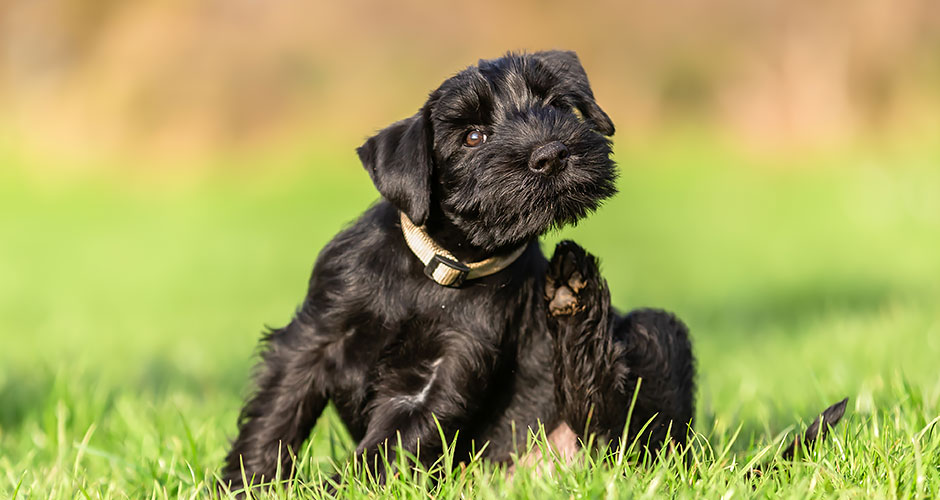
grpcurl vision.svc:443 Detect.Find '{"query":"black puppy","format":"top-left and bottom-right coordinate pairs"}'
top-left (221, 51), bottom-right (695, 490)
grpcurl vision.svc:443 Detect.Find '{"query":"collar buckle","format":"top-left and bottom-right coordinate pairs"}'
top-left (424, 254), bottom-right (471, 288)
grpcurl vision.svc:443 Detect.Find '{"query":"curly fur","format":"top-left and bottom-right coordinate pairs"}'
top-left (546, 241), bottom-right (695, 449)
top-left (220, 51), bottom-right (694, 491)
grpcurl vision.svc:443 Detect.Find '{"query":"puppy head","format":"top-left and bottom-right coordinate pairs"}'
top-left (358, 50), bottom-right (618, 252)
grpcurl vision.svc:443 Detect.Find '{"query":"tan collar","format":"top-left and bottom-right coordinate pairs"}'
top-left (400, 212), bottom-right (527, 287)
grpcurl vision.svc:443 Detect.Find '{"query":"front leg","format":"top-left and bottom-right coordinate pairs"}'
top-left (545, 241), bottom-right (695, 453)
top-left (221, 318), bottom-right (330, 491)
top-left (350, 331), bottom-right (492, 483)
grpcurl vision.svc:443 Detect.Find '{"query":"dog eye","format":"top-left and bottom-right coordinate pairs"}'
top-left (552, 99), bottom-right (586, 123)
top-left (464, 130), bottom-right (486, 148)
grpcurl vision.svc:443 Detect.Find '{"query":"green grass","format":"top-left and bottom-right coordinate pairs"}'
top-left (1, 143), bottom-right (939, 498)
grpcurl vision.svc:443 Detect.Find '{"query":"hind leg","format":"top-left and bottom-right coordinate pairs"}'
top-left (545, 241), bottom-right (695, 453)
top-left (613, 308), bottom-right (695, 450)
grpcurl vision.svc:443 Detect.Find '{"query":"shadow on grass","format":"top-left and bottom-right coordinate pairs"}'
top-left (0, 356), bottom-right (250, 432)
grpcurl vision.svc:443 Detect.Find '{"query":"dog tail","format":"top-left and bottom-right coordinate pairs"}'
top-left (748, 397), bottom-right (848, 477)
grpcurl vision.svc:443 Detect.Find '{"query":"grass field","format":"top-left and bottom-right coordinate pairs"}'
top-left (1, 143), bottom-right (939, 498)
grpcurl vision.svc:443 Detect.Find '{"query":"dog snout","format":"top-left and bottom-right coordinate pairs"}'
top-left (528, 141), bottom-right (570, 175)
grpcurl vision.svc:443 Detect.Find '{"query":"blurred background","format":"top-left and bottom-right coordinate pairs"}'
top-left (1, 1), bottom-right (939, 496)
top-left (2, 0), bottom-right (939, 166)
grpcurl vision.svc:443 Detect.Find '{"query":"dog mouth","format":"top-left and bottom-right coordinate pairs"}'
top-left (516, 127), bottom-right (618, 228)
top-left (442, 140), bottom-right (617, 252)
top-left (535, 151), bottom-right (618, 227)
top-left (516, 120), bottom-right (618, 231)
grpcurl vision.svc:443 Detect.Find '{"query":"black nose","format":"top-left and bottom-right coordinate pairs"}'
top-left (528, 141), bottom-right (569, 175)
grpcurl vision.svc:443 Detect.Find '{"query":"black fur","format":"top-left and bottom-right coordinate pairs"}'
top-left (545, 241), bottom-right (695, 449)
top-left (220, 51), bottom-right (695, 491)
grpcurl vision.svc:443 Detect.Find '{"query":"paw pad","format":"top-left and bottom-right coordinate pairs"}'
top-left (549, 283), bottom-right (581, 316)
top-left (546, 243), bottom-right (597, 317)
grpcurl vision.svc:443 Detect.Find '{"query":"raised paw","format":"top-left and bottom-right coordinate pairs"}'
top-left (545, 241), bottom-right (601, 317)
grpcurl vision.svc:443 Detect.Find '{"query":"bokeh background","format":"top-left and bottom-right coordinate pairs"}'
top-left (1, 1), bottom-right (939, 497)
top-left (3, 0), bottom-right (940, 163)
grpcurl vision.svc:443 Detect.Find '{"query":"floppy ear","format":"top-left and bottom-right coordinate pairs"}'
top-left (533, 50), bottom-right (615, 136)
top-left (357, 106), bottom-right (434, 225)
